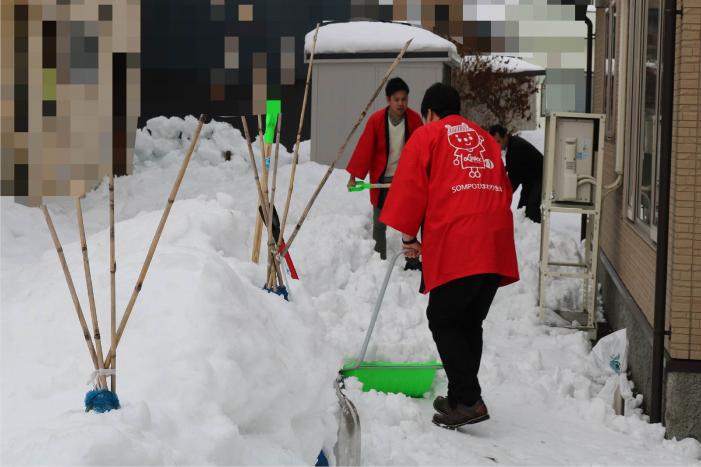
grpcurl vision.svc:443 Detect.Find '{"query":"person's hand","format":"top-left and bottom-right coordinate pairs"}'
top-left (347, 176), bottom-right (357, 189)
top-left (402, 236), bottom-right (422, 258)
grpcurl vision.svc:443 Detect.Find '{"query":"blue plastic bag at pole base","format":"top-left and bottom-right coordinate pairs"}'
top-left (315, 450), bottom-right (329, 466)
top-left (85, 389), bottom-right (121, 413)
top-left (263, 284), bottom-right (289, 301)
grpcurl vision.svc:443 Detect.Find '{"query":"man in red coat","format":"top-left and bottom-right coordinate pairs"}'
top-left (380, 83), bottom-right (519, 429)
top-left (346, 77), bottom-right (423, 270)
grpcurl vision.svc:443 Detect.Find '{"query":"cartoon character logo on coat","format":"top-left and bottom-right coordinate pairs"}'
top-left (445, 123), bottom-right (494, 178)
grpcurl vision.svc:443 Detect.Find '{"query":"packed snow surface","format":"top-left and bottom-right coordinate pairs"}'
top-left (2, 116), bottom-right (699, 465)
top-left (305, 21), bottom-right (458, 56)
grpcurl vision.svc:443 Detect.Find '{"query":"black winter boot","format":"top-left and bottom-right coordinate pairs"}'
top-left (433, 395), bottom-right (451, 415)
top-left (432, 399), bottom-right (490, 429)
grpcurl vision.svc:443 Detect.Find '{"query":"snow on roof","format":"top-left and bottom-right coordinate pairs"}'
top-left (462, 55), bottom-right (546, 75)
top-left (304, 21), bottom-right (458, 57)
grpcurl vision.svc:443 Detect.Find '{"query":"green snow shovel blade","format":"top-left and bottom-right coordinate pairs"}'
top-left (339, 251), bottom-right (443, 398)
top-left (340, 362), bottom-right (440, 398)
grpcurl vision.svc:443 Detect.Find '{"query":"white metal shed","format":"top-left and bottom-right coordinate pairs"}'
top-left (305, 21), bottom-right (460, 168)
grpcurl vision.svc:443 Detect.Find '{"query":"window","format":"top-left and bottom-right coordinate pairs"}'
top-left (622, 0), bottom-right (664, 242)
top-left (604, 3), bottom-right (617, 138)
top-left (637, 0), bottom-right (662, 239)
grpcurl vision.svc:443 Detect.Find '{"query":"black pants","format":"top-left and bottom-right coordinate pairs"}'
top-left (427, 274), bottom-right (501, 407)
top-left (518, 179), bottom-right (542, 223)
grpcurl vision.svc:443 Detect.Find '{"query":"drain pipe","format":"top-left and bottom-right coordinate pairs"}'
top-left (584, 15), bottom-right (594, 113)
top-left (603, 0), bottom-right (628, 197)
top-left (650, 0), bottom-right (677, 425)
top-left (580, 12), bottom-right (595, 240)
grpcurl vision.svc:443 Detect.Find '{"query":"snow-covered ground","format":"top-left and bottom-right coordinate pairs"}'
top-left (1, 117), bottom-right (699, 465)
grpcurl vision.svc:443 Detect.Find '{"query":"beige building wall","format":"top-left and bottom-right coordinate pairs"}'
top-left (594, 7), bottom-right (657, 326)
top-left (594, 1), bottom-right (701, 361)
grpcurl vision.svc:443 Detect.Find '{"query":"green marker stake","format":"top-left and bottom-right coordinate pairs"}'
top-left (264, 99), bottom-right (281, 145)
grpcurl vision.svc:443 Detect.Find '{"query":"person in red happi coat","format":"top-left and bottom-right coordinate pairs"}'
top-left (381, 83), bottom-right (519, 429)
top-left (346, 77), bottom-right (423, 270)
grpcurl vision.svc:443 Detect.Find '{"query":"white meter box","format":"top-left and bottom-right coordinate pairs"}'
top-left (544, 113), bottom-right (604, 205)
top-left (539, 112), bottom-right (605, 335)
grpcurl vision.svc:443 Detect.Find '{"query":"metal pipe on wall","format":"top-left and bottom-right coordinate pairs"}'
top-left (650, 0), bottom-right (678, 425)
top-left (603, 0), bottom-right (629, 196)
top-left (581, 14), bottom-right (595, 240)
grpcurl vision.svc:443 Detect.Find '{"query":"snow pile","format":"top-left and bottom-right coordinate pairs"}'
top-left (305, 21), bottom-right (458, 57)
top-left (1, 117), bottom-right (333, 465)
top-left (2, 118), bottom-right (699, 465)
top-left (135, 115), bottom-right (310, 169)
top-left (463, 55), bottom-right (546, 74)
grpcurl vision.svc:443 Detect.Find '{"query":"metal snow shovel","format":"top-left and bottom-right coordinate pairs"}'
top-left (340, 251), bottom-right (443, 398)
top-left (347, 181), bottom-right (391, 192)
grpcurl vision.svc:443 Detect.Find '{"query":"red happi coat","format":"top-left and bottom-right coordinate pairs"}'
top-left (346, 107), bottom-right (424, 207)
top-left (380, 115), bottom-right (520, 293)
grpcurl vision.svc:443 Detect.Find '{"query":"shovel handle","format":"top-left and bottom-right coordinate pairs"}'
top-left (347, 182), bottom-right (391, 192)
top-left (348, 250), bottom-right (404, 370)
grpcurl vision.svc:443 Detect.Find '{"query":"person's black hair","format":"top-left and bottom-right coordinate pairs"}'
top-left (489, 124), bottom-right (508, 138)
top-left (420, 83), bottom-right (461, 119)
top-left (385, 77), bottom-right (409, 97)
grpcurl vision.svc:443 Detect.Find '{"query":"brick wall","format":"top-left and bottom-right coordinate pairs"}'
top-left (671, 0), bottom-right (701, 360)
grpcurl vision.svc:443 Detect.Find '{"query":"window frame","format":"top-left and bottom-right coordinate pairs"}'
top-left (622, 0), bottom-right (665, 244)
top-left (623, 3), bottom-right (643, 223)
top-left (635, 0), bottom-right (663, 242)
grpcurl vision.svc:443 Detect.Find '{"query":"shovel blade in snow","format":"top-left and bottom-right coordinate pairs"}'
top-left (340, 362), bottom-right (441, 398)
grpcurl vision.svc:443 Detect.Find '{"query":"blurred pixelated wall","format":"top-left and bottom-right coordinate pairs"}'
top-left (2, 0), bottom-right (590, 203)
top-left (1, 1), bottom-right (140, 204)
top-left (141, 0), bottom-right (591, 147)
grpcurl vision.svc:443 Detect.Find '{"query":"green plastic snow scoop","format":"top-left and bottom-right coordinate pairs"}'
top-left (347, 181), bottom-right (391, 192)
top-left (340, 251), bottom-right (442, 398)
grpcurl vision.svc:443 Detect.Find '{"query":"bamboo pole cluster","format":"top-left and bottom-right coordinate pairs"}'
top-left (42, 114), bottom-right (206, 392)
top-left (280, 38), bottom-right (413, 258)
top-left (243, 30), bottom-right (411, 296)
top-left (242, 23), bottom-right (321, 295)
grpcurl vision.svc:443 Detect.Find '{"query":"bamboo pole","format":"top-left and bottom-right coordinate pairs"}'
top-left (240, 116), bottom-right (285, 288)
top-left (109, 174), bottom-right (117, 392)
top-left (280, 23), bottom-right (320, 243)
top-left (103, 114), bottom-right (205, 369)
top-left (250, 116), bottom-right (270, 264)
top-left (267, 113), bottom-right (282, 289)
top-left (75, 197), bottom-right (108, 388)
top-left (42, 205), bottom-right (103, 383)
top-left (280, 38), bottom-right (413, 258)
top-left (251, 210), bottom-right (263, 263)
top-left (259, 114), bottom-right (273, 284)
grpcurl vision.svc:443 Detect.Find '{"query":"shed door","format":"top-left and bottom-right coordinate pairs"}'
top-left (311, 61), bottom-right (445, 169)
